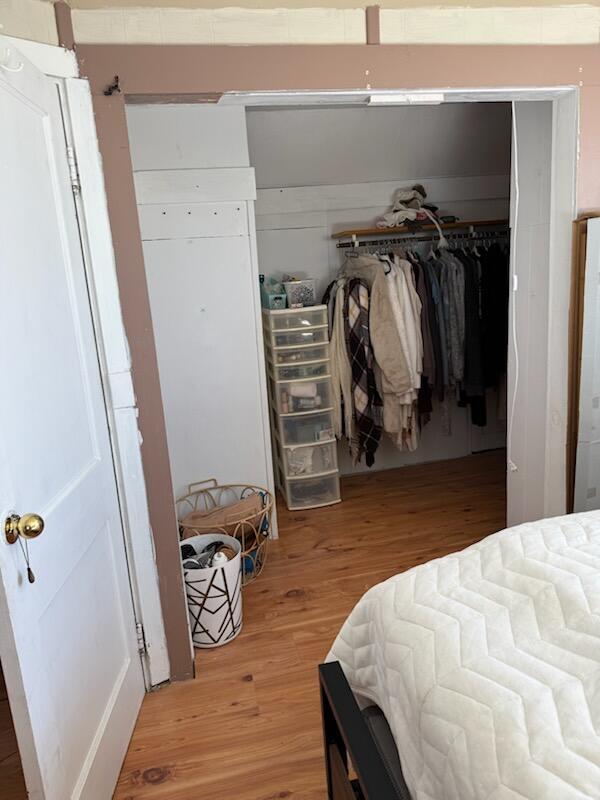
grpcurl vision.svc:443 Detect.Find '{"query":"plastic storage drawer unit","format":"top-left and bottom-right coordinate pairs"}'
top-left (262, 304), bottom-right (341, 510)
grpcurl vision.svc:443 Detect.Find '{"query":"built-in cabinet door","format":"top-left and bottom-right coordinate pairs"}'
top-left (574, 218), bottom-right (600, 511)
top-left (144, 232), bottom-right (274, 499)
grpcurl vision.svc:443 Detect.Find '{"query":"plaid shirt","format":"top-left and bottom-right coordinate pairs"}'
top-left (344, 278), bottom-right (383, 467)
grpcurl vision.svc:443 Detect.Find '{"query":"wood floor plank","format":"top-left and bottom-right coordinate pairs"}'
top-left (114, 451), bottom-right (506, 800)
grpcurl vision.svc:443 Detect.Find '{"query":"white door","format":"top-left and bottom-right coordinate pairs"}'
top-left (0, 43), bottom-right (145, 799)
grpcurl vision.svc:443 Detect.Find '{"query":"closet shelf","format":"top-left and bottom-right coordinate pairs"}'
top-left (331, 218), bottom-right (509, 240)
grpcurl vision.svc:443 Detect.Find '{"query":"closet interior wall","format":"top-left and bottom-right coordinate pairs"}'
top-left (249, 103), bottom-right (512, 475)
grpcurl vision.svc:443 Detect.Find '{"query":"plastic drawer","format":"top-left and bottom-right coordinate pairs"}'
top-left (284, 473), bottom-right (341, 510)
top-left (282, 440), bottom-right (337, 478)
top-left (273, 361), bottom-right (329, 381)
top-left (267, 307), bottom-right (327, 330)
top-left (270, 343), bottom-right (329, 365)
top-left (276, 378), bottom-right (332, 415)
top-left (280, 410), bottom-right (334, 446)
top-left (270, 326), bottom-right (328, 349)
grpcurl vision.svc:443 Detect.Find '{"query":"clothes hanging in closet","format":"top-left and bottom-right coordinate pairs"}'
top-left (344, 278), bottom-right (383, 467)
top-left (323, 239), bottom-right (509, 466)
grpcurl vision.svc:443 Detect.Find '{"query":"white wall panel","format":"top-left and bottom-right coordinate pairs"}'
top-left (126, 105), bottom-right (249, 171)
top-left (134, 167), bottom-right (256, 204)
top-left (255, 176), bottom-right (510, 300)
top-left (138, 201), bottom-right (248, 240)
top-left (255, 175), bottom-right (510, 216)
top-left (144, 235), bottom-right (270, 498)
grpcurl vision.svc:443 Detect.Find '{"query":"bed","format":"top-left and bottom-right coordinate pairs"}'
top-left (321, 511), bottom-right (600, 799)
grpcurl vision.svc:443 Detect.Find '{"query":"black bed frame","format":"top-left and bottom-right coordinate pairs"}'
top-left (319, 661), bottom-right (403, 800)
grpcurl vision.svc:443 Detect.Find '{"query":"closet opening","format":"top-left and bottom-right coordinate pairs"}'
top-left (250, 101), bottom-right (512, 519)
top-left (125, 84), bottom-right (576, 574)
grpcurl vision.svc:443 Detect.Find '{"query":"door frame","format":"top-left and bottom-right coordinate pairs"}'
top-left (2, 36), bottom-right (172, 688)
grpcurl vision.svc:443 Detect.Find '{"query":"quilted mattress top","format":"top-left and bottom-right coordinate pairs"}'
top-left (328, 512), bottom-right (600, 799)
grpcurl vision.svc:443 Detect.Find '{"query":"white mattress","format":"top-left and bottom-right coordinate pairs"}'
top-left (328, 512), bottom-right (600, 799)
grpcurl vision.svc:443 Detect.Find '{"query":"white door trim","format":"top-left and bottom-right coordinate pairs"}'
top-left (62, 78), bottom-right (171, 687)
top-left (3, 36), bottom-right (77, 78)
top-left (12, 37), bottom-right (171, 687)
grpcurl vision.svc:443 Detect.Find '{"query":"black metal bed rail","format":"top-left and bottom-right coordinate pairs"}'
top-left (319, 661), bottom-right (401, 800)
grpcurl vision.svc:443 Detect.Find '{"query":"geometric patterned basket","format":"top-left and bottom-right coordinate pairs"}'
top-left (182, 533), bottom-right (242, 648)
top-left (177, 480), bottom-right (273, 585)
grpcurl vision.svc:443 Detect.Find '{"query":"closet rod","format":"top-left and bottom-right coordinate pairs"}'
top-left (335, 227), bottom-right (510, 250)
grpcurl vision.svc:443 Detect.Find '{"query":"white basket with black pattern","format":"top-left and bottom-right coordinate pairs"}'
top-left (182, 533), bottom-right (242, 649)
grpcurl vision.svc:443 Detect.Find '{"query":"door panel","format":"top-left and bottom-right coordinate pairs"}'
top-left (0, 41), bottom-right (144, 799)
top-left (144, 234), bottom-right (272, 498)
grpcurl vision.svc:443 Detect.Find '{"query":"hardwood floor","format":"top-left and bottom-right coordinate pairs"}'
top-left (114, 451), bottom-right (506, 800)
top-left (0, 666), bottom-right (27, 800)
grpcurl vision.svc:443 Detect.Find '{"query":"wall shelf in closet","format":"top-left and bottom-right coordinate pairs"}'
top-left (331, 218), bottom-right (509, 240)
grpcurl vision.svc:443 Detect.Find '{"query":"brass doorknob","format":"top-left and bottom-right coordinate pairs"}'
top-left (5, 513), bottom-right (45, 545)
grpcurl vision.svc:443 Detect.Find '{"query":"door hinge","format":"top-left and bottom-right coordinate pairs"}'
top-left (66, 145), bottom-right (81, 195)
top-left (136, 622), bottom-right (148, 655)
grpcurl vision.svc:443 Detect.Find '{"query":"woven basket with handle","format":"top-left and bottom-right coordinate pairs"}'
top-left (177, 480), bottom-right (273, 585)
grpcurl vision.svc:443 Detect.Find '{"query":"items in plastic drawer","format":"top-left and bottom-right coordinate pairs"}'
top-left (268, 307), bottom-right (327, 330)
top-left (271, 327), bottom-right (328, 348)
top-left (278, 379), bottom-right (332, 414)
top-left (273, 344), bottom-right (329, 365)
top-left (285, 474), bottom-right (340, 509)
top-left (284, 441), bottom-right (337, 477)
top-left (281, 411), bottom-right (334, 446)
top-left (275, 361), bottom-right (329, 381)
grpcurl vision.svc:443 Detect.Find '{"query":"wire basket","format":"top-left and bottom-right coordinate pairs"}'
top-left (177, 480), bottom-right (273, 585)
